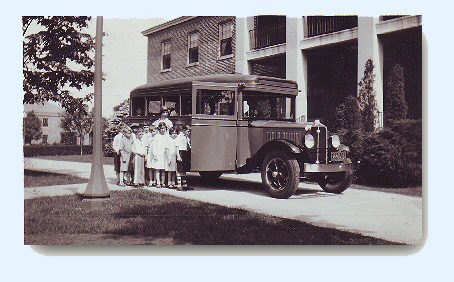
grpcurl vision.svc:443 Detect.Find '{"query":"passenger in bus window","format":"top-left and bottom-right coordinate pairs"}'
top-left (169, 106), bottom-right (178, 116)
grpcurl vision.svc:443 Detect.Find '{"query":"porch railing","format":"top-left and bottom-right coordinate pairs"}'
top-left (306, 16), bottom-right (358, 38)
top-left (249, 25), bottom-right (286, 50)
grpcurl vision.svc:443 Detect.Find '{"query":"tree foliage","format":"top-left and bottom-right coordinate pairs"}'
top-left (103, 99), bottom-right (130, 156)
top-left (23, 111), bottom-right (43, 144)
top-left (358, 59), bottom-right (378, 132)
top-left (333, 95), bottom-right (365, 161)
top-left (23, 16), bottom-right (94, 111)
top-left (60, 101), bottom-right (93, 154)
top-left (384, 63), bottom-right (408, 123)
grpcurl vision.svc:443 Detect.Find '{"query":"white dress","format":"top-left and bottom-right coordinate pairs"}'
top-left (165, 137), bottom-right (178, 171)
top-left (145, 134), bottom-right (155, 168)
top-left (151, 133), bottom-right (167, 170)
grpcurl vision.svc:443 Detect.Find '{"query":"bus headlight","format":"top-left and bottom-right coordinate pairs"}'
top-left (305, 134), bottom-right (315, 149)
top-left (331, 135), bottom-right (341, 148)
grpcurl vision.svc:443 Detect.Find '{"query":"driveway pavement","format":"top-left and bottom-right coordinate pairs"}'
top-left (24, 157), bottom-right (423, 245)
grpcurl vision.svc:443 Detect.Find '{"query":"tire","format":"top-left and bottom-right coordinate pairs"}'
top-left (199, 171), bottom-right (223, 180)
top-left (261, 151), bottom-right (300, 199)
top-left (317, 171), bottom-right (353, 194)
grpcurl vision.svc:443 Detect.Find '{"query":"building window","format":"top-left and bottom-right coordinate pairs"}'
top-left (161, 40), bottom-right (171, 70)
top-left (219, 21), bottom-right (233, 57)
top-left (42, 118), bottom-right (48, 127)
top-left (188, 32), bottom-right (199, 64)
top-left (42, 135), bottom-right (48, 144)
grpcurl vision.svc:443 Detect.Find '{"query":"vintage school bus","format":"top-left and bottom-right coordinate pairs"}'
top-left (129, 74), bottom-right (354, 199)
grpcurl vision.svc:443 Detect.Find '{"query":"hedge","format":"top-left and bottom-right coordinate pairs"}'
top-left (356, 119), bottom-right (422, 187)
top-left (24, 145), bottom-right (93, 157)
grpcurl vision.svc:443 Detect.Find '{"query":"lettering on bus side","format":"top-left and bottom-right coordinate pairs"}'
top-left (266, 130), bottom-right (302, 145)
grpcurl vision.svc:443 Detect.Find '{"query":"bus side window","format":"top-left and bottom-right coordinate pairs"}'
top-left (163, 95), bottom-right (179, 116)
top-left (196, 89), bottom-right (235, 116)
top-left (132, 97), bottom-right (146, 116)
top-left (147, 96), bottom-right (161, 116)
top-left (181, 94), bottom-right (192, 115)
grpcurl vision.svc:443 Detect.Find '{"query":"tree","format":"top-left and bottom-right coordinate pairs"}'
top-left (60, 101), bottom-right (93, 155)
top-left (23, 16), bottom-right (94, 110)
top-left (333, 95), bottom-right (364, 161)
top-left (384, 63), bottom-right (408, 123)
top-left (358, 59), bottom-right (379, 132)
top-left (23, 111), bottom-right (43, 145)
top-left (103, 98), bottom-right (130, 155)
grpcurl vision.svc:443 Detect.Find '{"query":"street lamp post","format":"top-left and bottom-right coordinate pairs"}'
top-left (82, 16), bottom-right (111, 209)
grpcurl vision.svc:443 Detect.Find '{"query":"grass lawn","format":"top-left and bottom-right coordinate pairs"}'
top-left (24, 169), bottom-right (88, 188)
top-left (38, 154), bottom-right (114, 165)
top-left (24, 189), bottom-right (400, 245)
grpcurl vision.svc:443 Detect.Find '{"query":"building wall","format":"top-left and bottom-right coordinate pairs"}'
top-left (146, 16), bottom-right (236, 82)
top-left (24, 103), bottom-right (64, 145)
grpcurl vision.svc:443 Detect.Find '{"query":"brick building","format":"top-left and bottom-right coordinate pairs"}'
top-left (143, 16), bottom-right (236, 82)
top-left (141, 16), bottom-right (422, 128)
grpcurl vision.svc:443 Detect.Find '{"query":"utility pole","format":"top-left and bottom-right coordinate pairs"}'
top-left (82, 16), bottom-right (111, 209)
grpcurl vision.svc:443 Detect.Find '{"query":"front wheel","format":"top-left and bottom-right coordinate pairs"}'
top-left (261, 151), bottom-right (300, 199)
top-left (317, 172), bottom-right (353, 194)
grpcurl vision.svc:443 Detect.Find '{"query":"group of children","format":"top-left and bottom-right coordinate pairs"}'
top-left (113, 119), bottom-right (192, 191)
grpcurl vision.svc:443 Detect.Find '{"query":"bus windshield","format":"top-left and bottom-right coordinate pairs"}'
top-left (243, 91), bottom-right (295, 120)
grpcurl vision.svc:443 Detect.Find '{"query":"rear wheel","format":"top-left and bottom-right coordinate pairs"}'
top-left (317, 172), bottom-right (353, 194)
top-left (199, 171), bottom-right (223, 180)
top-left (261, 151), bottom-right (300, 199)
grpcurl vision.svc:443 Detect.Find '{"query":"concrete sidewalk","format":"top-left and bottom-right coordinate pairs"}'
top-left (24, 157), bottom-right (423, 245)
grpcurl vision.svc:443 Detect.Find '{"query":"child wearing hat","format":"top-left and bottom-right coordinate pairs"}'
top-left (119, 127), bottom-right (134, 186)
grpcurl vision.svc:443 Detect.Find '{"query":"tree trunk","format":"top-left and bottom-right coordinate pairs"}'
top-left (80, 135), bottom-right (83, 156)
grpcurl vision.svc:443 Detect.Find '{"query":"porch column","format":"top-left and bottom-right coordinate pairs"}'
top-left (286, 17), bottom-right (306, 122)
top-left (357, 17), bottom-right (384, 128)
top-left (235, 17), bottom-right (251, 74)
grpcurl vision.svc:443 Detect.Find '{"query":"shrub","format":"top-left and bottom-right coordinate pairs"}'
top-left (357, 119), bottom-right (422, 187)
top-left (384, 63), bottom-right (408, 123)
top-left (24, 145), bottom-right (93, 157)
top-left (334, 96), bottom-right (364, 161)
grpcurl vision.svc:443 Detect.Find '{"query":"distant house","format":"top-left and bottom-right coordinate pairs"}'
top-left (23, 102), bottom-right (91, 145)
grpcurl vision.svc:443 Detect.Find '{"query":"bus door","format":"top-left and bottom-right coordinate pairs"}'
top-left (190, 83), bottom-right (238, 172)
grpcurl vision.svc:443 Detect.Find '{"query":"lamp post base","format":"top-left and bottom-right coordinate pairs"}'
top-left (82, 198), bottom-right (111, 210)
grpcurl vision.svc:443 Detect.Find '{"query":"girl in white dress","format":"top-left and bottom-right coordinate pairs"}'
top-left (145, 125), bottom-right (157, 186)
top-left (132, 128), bottom-right (146, 187)
top-left (165, 127), bottom-right (179, 188)
top-left (152, 122), bottom-right (168, 188)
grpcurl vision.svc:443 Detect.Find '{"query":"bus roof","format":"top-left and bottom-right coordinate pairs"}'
top-left (130, 74), bottom-right (298, 95)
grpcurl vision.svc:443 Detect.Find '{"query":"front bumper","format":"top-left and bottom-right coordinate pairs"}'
top-left (304, 161), bottom-right (354, 173)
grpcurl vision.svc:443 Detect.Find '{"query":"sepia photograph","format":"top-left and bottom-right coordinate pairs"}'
top-left (22, 15), bottom-right (423, 246)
